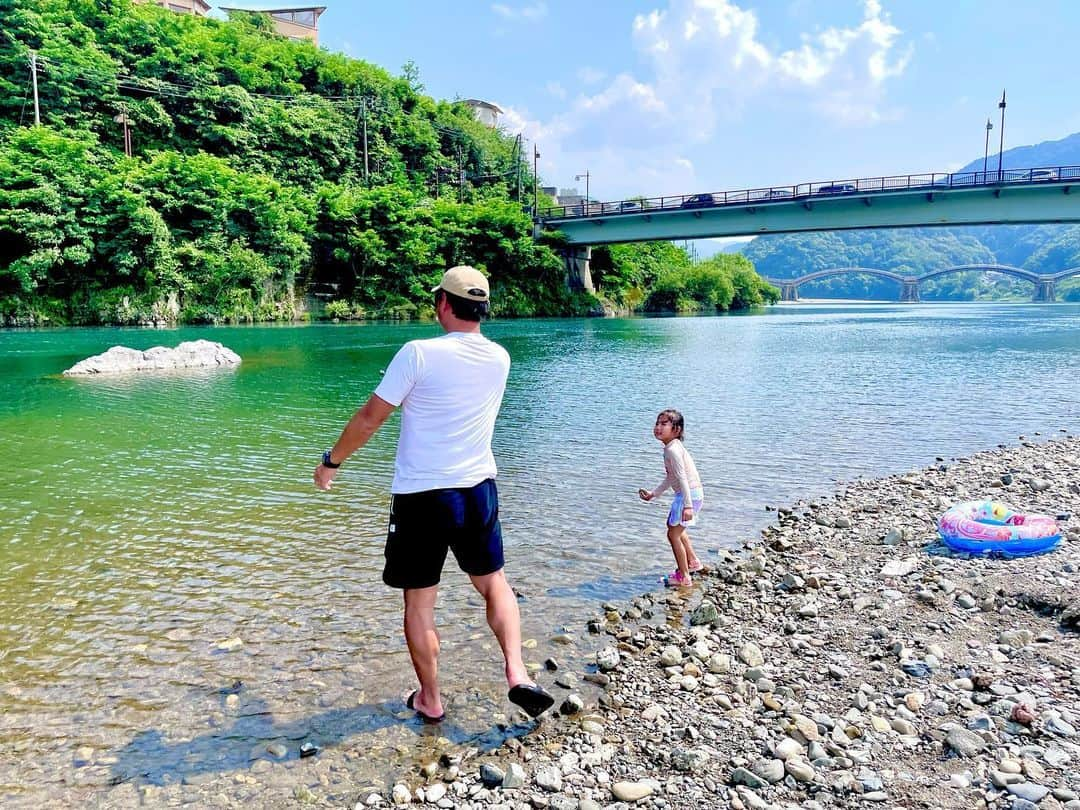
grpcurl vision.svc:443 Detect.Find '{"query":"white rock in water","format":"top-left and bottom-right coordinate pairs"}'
top-left (63, 340), bottom-right (241, 375)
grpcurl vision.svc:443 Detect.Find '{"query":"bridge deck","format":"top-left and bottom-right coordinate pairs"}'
top-left (540, 167), bottom-right (1080, 246)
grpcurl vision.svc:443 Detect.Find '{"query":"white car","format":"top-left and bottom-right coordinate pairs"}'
top-left (1029, 169), bottom-right (1059, 182)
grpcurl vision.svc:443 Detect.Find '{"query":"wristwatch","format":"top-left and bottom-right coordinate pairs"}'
top-left (321, 450), bottom-right (341, 469)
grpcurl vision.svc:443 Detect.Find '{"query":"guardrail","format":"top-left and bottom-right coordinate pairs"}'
top-left (539, 166), bottom-right (1080, 220)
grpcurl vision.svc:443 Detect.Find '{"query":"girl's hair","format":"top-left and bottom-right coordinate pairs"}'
top-left (657, 408), bottom-right (685, 439)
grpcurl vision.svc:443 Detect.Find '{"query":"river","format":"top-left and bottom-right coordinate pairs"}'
top-left (0, 303), bottom-right (1077, 801)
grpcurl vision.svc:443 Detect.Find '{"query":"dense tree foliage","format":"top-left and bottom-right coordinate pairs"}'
top-left (591, 244), bottom-right (778, 312)
top-left (0, 0), bottom-right (776, 325)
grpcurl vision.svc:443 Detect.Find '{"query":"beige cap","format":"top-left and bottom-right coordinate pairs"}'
top-left (432, 265), bottom-right (490, 302)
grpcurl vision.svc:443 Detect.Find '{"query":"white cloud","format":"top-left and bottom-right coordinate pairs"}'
top-left (627, 0), bottom-right (911, 128)
top-left (577, 67), bottom-right (607, 85)
top-left (545, 81), bottom-right (567, 100)
top-left (516, 0), bottom-right (914, 197)
top-left (491, 2), bottom-right (548, 21)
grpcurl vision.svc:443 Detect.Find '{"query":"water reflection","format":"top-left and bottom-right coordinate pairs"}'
top-left (111, 687), bottom-right (533, 787)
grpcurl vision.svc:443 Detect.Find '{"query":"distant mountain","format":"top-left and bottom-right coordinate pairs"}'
top-left (955, 131), bottom-right (1080, 174)
top-left (741, 131), bottom-right (1080, 301)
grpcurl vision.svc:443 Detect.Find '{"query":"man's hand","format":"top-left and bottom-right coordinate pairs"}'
top-left (314, 464), bottom-right (338, 491)
top-left (312, 395), bottom-right (395, 493)
top-left (682, 505), bottom-right (694, 521)
top-left (638, 488), bottom-right (653, 501)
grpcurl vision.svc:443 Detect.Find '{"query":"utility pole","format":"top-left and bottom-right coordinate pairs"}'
top-left (456, 146), bottom-right (465, 203)
top-left (996, 89), bottom-right (1006, 181)
top-left (983, 118), bottom-right (992, 177)
top-left (361, 98), bottom-right (369, 185)
top-left (114, 107), bottom-right (132, 157)
top-left (29, 51), bottom-right (40, 126)
top-left (515, 134), bottom-right (522, 202)
top-left (533, 144), bottom-right (540, 217)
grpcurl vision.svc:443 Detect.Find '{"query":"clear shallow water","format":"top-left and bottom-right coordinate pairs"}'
top-left (0, 303), bottom-right (1077, 798)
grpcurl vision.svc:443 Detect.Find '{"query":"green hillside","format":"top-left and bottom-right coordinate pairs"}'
top-left (0, 0), bottom-right (580, 324)
top-left (0, 0), bottom-right (777, 325)
top-left (742, 133), bottom-right (1080, 301)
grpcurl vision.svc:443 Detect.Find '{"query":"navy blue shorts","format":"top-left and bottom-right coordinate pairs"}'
top-left (382, 478), bottom-right (504, 589)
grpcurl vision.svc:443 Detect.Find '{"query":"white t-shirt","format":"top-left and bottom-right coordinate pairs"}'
top-left (374, 331), bottom-right (510, 494)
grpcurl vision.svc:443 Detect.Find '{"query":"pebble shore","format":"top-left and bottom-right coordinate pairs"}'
top-left (377, 436), bottom-right (1079, 810)
top-left (68, 436), bottom-right (1080, 809)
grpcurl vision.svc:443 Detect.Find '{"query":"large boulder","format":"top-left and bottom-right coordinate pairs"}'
top-left (63, 340), bottom-right (241, 375)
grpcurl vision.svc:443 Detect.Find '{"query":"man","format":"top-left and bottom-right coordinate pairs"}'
top-left (313, 265), bottom-right (554, 722)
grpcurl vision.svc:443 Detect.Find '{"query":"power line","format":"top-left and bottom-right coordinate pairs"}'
top-left (24, 53), bottom-right (520, 188)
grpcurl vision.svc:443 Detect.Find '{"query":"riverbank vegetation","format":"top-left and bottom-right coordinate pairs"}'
top-left (0, 0), bottom-right (776, 326)
top-left (591, 243), bottom-right (777, 312)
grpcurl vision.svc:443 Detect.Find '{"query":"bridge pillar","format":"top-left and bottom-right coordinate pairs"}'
top-left (779, 282), bottom-right (799, 302)
top-left (562, 246), bottom-right (594, 292)
top-left (1032, 278), bottom-right (1056, 303)
top-left (900, 278), bottom-right (921, 303)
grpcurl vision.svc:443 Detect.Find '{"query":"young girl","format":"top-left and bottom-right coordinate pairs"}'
top-left (639, 409), bottom-right (704, 587)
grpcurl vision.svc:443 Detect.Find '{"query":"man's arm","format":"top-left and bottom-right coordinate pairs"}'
top-left (313, 394), bottom-right (396, 491)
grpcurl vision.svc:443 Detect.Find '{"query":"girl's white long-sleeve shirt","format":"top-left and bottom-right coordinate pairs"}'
top-left (651, 439), bottom-right (702, 499)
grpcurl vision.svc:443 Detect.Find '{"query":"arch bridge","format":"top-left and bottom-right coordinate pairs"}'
top-left (765, 264), bottom-right (1080, 303)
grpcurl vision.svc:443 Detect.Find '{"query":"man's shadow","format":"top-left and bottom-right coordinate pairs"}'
top-left (111, 683), bottom-right (536, 786)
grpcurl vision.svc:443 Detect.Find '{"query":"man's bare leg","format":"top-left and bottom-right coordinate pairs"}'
top-left (468, 569), bottom-right (530, 688)
top-left (403, 585), bottom-right (443, 718)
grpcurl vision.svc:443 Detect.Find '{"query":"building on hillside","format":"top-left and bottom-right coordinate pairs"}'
top-left (556, 189), bottom-right (585, 213)
top-left (219, 6), bottom-right (327, 44)
top-left (463, 99), bottom-right (503, 128)
top-left (133, 0), bottom-right (211, 15)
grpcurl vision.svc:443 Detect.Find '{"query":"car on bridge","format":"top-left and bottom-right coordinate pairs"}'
top-left (814, 182), bottom-right (857, 195)
top-left (1030, 169), bottom-right (1059, 182)
top-left (680, 193), bottom-right (717, 209)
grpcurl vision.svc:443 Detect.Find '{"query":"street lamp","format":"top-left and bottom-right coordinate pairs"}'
top-left (983, 118), bottom-right (992, 178)
top-left (575, 171), bottom-right (590, 215)
top-left (996, 89), bottom-right (1006, 181)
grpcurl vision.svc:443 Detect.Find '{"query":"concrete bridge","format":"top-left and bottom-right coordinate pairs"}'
top-left (537, 167), bottom-right (1080, 293)
top-left (766, 264), bottom-right (1080, 303)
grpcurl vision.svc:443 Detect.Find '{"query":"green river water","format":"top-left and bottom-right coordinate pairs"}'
top-left (0, 303), bottom-right (1077, 800)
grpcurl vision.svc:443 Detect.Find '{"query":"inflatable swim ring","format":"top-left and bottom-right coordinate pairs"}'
top-left (938, 500), bottom-right (1061, 556)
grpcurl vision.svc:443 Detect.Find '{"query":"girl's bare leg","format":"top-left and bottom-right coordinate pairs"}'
top-left (667, 523), bottom-right (690, 577)
top-left (681, 528), bottom-right (701, 569)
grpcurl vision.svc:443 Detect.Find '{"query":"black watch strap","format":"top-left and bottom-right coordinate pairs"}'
top-left (322, 450), bottom-right (341, 469)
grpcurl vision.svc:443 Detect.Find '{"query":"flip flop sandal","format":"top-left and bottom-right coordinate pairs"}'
top-left (406, 690), bottom-right (445, 723)
top-left (508, 683), bottom-right (555, 718)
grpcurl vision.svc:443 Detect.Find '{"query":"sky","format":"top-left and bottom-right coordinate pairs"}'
top-left (223, 0), bottom-right (1080, 203)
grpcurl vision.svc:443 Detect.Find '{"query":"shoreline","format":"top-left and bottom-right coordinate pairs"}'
top-left (7, 298), bottom-right (1079, 332)
top-left (21, 436), bottom-right (1080, 808)
top-left (414, 436), bottom-right (1080, 809)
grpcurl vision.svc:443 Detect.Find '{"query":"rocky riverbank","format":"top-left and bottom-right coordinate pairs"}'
top-left (374, 435), bottom-right (1079, 810)
top-left (61, 436), bottom-right (1079, 810)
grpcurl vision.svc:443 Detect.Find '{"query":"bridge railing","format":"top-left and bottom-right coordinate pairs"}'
top-left (539, 165), bottom-right (1080, 220)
